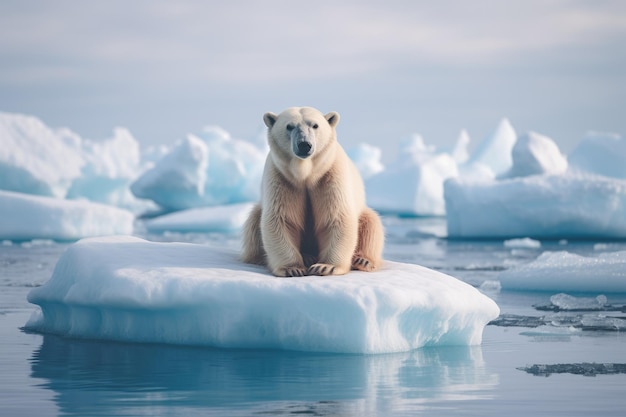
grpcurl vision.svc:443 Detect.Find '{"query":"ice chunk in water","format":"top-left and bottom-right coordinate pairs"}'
top-left (24, 236), bottom-right (500, 354)
top-left (550, 293), bottom-right (608, 311)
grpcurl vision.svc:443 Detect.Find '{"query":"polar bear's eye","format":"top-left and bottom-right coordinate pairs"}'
top-left (286, 124), bottom-right (295, 131)
top-left (312, 124), bottom-right (319, 129)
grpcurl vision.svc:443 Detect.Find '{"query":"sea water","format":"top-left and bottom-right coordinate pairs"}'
top-left (1, 218), bottom-right (626, 416)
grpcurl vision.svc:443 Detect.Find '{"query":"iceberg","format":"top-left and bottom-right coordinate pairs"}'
top-left (451, 129), bottom-right (471, 164)
top-left (65, 127), bottom-right (147, 210)
top-left (366, 135), bottom-right (458, 216)
top-left (25, 236), bottom-right (499, 354)
top-left (568, 131), bottom-right (626, 179)
top-left (130, 126), bottom-right (266, 210)
top-left (0, 111), bottom-right (151, 212)
top-left (445, 128), bottom-right (626, 238)
top-left (0, 190), bottom-right (134, 241)
top-left (0, 112), bottom-right (84, 198)
top-left (467, 118), bottom-right (517, 176)
top-left (498, 250), bottom-right (626, 293)
top-left (445, 173), bottom-right (626, 239)
top-left (346, 143), bottom-right (384, 180)
top-left (500, 131), bottom-right (567, 178)
top-left (142, 202), bottom-right (255, 233)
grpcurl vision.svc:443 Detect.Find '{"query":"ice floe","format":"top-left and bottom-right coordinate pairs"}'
top-left (568, 131), bottom-right (626, 179)
top-left (142, 203), bottom-right (255, 233)
top-left (0, 190), bottom-right (134, 241)
top-left (130, 126), bottom-right (266, 210)
top-left (498, 250), bottom-right (626, 293)
top-left (500, 131), bottom-right (567, 179)
top-left (25, 235), bottom-right (500, 354)
top-left (445, 174), bottom-right (626, 239)
top-left (366, 135), bottom-right (458, 216)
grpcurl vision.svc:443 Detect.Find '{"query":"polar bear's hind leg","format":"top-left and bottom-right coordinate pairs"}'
top-left (352, 208), bottom-right (384, 272)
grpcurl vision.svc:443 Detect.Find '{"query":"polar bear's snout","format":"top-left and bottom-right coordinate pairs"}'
top-left (291, 126), bottom-right (315, 159)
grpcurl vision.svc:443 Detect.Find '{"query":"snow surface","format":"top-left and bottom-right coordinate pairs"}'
top-left (445, 174), bottom-right (626, 239)
top-left (25, 235), bottom-right (500, 354)
top-left (143, 203), bottom-right (254, 233)
top-left (498, 250), bottom-right (626, 293)
top-left (0, 190), bottom-right (134, 241)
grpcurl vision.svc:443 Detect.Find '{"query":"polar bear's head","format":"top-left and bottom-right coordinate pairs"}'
top-left (263, 107), bottom-right (340, 160)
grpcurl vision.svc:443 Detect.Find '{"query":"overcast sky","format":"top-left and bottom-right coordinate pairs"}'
top-left (1, 0), bottom-right (625, 160)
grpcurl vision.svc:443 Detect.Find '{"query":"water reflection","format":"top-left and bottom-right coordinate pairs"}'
top-left (30, 335), bottom-right (498, 416)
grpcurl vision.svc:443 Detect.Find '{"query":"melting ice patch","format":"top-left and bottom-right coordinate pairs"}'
top-left (25, 236), bottom-right (499, 354)
top-left (498, 250), bottom-right (626, 293)
top-left (503, 238), bottom-right (541, 249)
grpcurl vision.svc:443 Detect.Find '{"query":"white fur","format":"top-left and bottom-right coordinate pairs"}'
top-left (242, 107), bottom-right (384, 277)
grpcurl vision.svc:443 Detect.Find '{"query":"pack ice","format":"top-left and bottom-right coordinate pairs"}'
top-left (25, 236), bottom-right (500, 354)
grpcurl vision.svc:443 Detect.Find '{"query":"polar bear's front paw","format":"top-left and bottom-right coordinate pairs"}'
top-left (307, 263), bottom-right (336, 276)
top-left (274, 266), bottom-right (307, 277)
top-left (351, 254), bottom-right (376, 272)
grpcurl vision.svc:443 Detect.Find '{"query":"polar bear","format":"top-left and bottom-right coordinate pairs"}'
top-left (241, 106), bottom-right (384, 277)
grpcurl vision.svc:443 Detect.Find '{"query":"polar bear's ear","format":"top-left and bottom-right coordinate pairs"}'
top-left (263, 112), bottom-right (278, 128)
top-left (325, 112), bottom-right (340, 128)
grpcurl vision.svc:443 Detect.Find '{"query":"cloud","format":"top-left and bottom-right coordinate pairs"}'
top-left (1, 0), bottom-right (625, 86)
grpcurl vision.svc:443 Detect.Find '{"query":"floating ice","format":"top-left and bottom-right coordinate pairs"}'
top-left (142, 203), bottom-right (254, 233)
top-left (519, 363), bottom-right (626, 377)
top-left (503, 238), bottom-right (541, 249)
top-left (445, 173), bottom-right (626, 239)
top-left (131, 126), bottom-right (266, 210)
top-left (25, 235), bottom-right (499, 354)
top-left (451, 129), bottom-right (471, 164)
top-left (550, 293), bottom-right (608, 311)
top-left (498, 250), bottom-right (626, 293)
top-left (366, 135), bottom-right (458, 216)
top-left (490, 312), bottom-right (626, 332)
top-left (0, 111), bottom-right (151, 212)
top-left (0, 112), bottom-right (84, 198)
top-left (346, 143), bottom-right (384, 180)
top-left (568, 131), bottom-right (626, 179)
top-left (0, 190), bottom-right (133, 241)
top-left (66, 127), bottom-right (151, 212)
top-left (467, 118), bottom-right (517, 176)
top-left (501, 131), bottom-right (567, 178)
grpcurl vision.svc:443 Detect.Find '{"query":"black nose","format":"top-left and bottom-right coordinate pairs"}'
top-left (297, 141), bottom-right (312, 156)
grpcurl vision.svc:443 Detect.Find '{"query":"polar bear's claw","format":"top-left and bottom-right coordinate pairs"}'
top-left (307, 263), bottom-right (336, 276)
top-left (275, 266), bottom-right (307, 277)
top-left (352, 255), bottom-right (375, 272)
